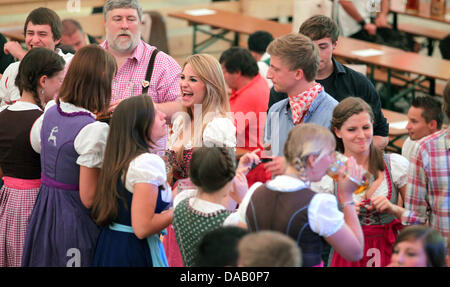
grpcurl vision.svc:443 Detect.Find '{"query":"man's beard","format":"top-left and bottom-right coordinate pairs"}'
top-left (107, 29), bottom-right (140, 53)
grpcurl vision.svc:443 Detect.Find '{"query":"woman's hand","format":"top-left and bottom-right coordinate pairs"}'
top-left (369, 195), bottom-right (395, 214)
top-left (229, 172), bottom-right (248, 204)
top-left (337, 156), bottom-right (363, 202)
top-left (263, 156), bottom-right (286, 176)
top-left (236, 149), bottom-right (260, 175)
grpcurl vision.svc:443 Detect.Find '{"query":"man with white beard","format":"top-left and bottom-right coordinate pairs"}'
top-left (100, 0), bottom-right (182, 130)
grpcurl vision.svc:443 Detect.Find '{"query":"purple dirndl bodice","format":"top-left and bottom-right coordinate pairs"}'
top-left (22, 102), bottom-right (101, 267)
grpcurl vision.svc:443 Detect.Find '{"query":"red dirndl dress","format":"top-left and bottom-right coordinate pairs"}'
top-left (330, 161), bottom-right (404, 267)
top-left (162, 149), bottom-right (193, 267)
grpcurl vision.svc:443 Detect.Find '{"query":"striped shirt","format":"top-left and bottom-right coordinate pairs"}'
top-left (404, 128), bottom-right (450, 238)
top-left (101, 40), bottom-right (181, 152)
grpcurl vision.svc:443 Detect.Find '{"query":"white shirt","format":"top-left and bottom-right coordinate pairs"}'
top-left (401, 137), bottom-right (418, 160)
top-left (173, 188), bottom-right (239, 226)
top-left (0, 48), bottom-right (73, 107)
top-left (124, 153), bottom-right (172, 203)
top-left (168, 113), bottom-right (236, 150)
top-left (312, 153), bottom-right (409, 202)
top-left (238, 175), bottom-right (345, 238)
top-left (30, 100), bottom-right (109, 168)
top-left (257, 52), bottom-right (273, 88)
top-left (337, 0), bottom-right (371, 37)
top-left (0, 100), bottom-right (41, 113)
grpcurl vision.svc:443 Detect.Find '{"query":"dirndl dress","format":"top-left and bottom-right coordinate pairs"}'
top-left (21, 103), bottom-right (100, 267)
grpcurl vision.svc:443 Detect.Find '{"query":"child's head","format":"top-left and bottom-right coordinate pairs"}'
top-left (195, 226), bottom-right (249, 267)
top-left (283, 123), bottom-right (335, 181)
top-left (58, 44), bottom-right (117, 114)
top-left (238, 230), bottom-right (302, 267)
top-left (390, 225), bottom-right (447, 267)
top-left (189, 147), bottom-right (235, 194)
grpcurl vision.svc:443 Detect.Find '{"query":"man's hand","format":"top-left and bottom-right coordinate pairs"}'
top-left (263, 156), bottom-right (286, 177)
top-left (364, 23), bottom-right (377, 36)
top-left (4, 41), bottom-right (26, 60)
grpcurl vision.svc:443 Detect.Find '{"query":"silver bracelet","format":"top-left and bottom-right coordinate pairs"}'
top-left (342, 200), bottom-right (355, 208)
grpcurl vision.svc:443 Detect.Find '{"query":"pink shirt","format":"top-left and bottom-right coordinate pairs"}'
top-left (101, 40), bottom-right (181, 152)
top-left (101, 40), bottom-right (181, 104)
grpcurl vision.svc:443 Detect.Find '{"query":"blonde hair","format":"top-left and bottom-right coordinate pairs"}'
top-left (238, 231), bottom-right (302, 267)
top-left (266, 33), bottom-right (320, 82)
top-left (176, 54), bottom-right (231, 160)
top-left (283, 123), bottom-right (336, 179)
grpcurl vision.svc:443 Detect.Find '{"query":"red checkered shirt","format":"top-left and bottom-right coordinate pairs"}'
top-left (403, 128), bottom-right (450, 238)
top-left (101, 40), bottom-right (181, 152)
top-left (101, 39), bottom-right (181, 104)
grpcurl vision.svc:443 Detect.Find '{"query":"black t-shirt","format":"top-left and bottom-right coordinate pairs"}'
top-left (267, 58), bottom-right (388, 137)
top-left (0, 33), bottom-right (14, 74)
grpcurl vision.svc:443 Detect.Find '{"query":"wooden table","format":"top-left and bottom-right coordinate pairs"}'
top-left (390, 0), bottom-right (450, 26)
top-left (168, 8), bottom-right (291, 54)
top-left (170, 8), bottom-right (450, 108)
top-left (0, 25), bottom-right (24, 42)
top-left (390, 0), bottom-right (450, 55)
top-left (333, 36), bottom-right (450, 108)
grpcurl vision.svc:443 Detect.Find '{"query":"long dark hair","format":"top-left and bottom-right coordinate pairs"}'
top-left (91, 94), bottom-right (157, 227)
top-left (15, 47), bottom-right (65, 108)
top-left (331, 97), bottom-right (384, 179)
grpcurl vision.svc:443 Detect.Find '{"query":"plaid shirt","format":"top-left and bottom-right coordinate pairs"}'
top-left (101, 40), bottom-right (181, 151)
top-left (101, 40), bottom-right (181, 104)
top-left (403, 128), bottom-right (450, 238)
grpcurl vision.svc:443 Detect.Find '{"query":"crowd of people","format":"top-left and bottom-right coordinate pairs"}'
top-left (0, 0), bottom-right (449, 268)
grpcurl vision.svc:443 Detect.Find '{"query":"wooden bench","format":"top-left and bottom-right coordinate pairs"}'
top-left (370, 66), bottom-right (446, 97)
top-left (397, 23), bottom-right (449, 56)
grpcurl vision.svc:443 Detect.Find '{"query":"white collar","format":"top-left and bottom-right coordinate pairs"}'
top-left (266, 175), bottom-right (309, 192)
top-left (4, 101), bottom-right (41, 112)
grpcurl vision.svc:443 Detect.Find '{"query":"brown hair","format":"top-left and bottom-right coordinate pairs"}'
top-left (298, 15), bottom-right (340, 43)
top-left (15, 47), bottom-right (65, 108)
top-left (91, 94), bottom-right (157, 227)
top-left (24, 7), bottom-right (62, 42)
top-left (62, 18), bottom-right (84, 36)
top-left (331, 97), bottom-right (384, 179)
top-left (189, 147), bottom-right (235, 194)
top-left (266, 33), bottom-right (320, 82)
top-left (393, 225), bottom-right (447, 267)
top-left (58, 44), bottom-right (117, 113)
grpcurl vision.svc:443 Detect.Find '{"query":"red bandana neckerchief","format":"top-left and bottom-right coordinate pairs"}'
top-left (289, 83), bottom-right (322, 125)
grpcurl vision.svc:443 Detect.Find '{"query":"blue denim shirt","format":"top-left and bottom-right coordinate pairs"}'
top-left (264, 88), bottom-right (338, 156)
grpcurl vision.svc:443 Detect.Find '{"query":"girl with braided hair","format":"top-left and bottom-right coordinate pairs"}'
top-left (172, 147), bottom-right (248, 267)
top-left (0, 48), bottom-right (65, 267)
top-left (237, 123), bottom-right (365, 267)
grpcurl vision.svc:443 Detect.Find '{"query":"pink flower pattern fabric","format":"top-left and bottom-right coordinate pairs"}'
top-left (288, 83), bottom-right (322, 125)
